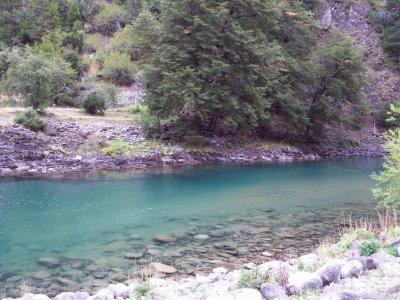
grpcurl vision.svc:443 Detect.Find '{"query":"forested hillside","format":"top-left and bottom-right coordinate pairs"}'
top-left (0, 0), bottom-right (399, 143)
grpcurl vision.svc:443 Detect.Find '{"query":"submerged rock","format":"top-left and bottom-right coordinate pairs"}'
top-left (37, 257), bottom-right (60, 269)
top-left (149, 262), bottom-right (177, 274)
top-left (153, 235), bottom-right (177, 243)
top-left (33, 271), bottom-right (51, 280)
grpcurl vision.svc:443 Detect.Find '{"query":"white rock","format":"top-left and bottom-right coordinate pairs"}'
top-left (297, 253), bottom-right (319, 266)
top-left (109, 283), bottom-right (129, 298)
top-left (22, 294), bottom-right (50, 300)
top-left (148, 278), bottom-right (166, 287)
top-left (74, 155), bottom-right (82, 161)
top-left (340, 260), bottom-right (363, 279)
top-left (90, 289), bottom-right (114, 300)
top-left (288, 272), bottom-right (323, 294)
top-left (231, 288), bottom-right (263, 300)
top-left (213, 267), bottom-right (228, 275)
top-left (194, 234), bottom-right (210, 240)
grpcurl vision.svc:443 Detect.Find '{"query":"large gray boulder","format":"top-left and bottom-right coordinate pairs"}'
top-left (349, 256), bottom-right (378, 271)
top-left (260, 283), bottom-right (289, 300)
top-left (54, 292), bottom-right (89, 300)
top-left (317, 260), bottom-right (345, 285)
top-left (287, 271), bottom-right (323, 294)
top-left (340, 260), bottom-right (363, 279)
top-left (321, 286), bottom-right (360, 300)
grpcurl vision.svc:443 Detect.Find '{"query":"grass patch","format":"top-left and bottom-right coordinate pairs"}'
top-left (100, 140), bottom-right (163, 156)
top-left (130, 281), bottom-right (153, 300)
top-left (237, 268), bottom-right (269, 290)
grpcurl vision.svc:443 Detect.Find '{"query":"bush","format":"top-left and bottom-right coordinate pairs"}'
top-left (375, 101), bottom-right (400, 128)
top-left (359, 239), bottom-right (380, 256)
top-left (131, 282), bottom-right (153, 299)
top-left (15, 109), bottom-right (45, 132)
top-left (81, 92), bottom-right (106, 115)
top-left (384, 247), bottom-right (398, 256)
top-left (102, 51), bottom-right (135, 85)
top-left (93, 4), bottom-right (128, 36)
top-left (83, 33), bottom-right (104, 53)
top-left (237, 269), bottom-right (269, 290)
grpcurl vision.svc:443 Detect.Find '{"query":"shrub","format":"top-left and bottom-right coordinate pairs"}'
top-left (384, 247), bottom-right (398, 256)
top-left (83, 34), bottom-right (104, 53)
top-left (359, 239), bottom-right (380, 256)
top-left (237, 269), bottom-right (270, 290)
top-left (81, 92), bottom-right (107, 115)
top-left (375, 101), bottom-right (400, 128)
top-left (339, 139), bottom-right (360, 148)
top-left (131, 282), bottom-right (153, 299)
top-left (15, 109), bottom-right (45, 132)
top-left (102, 51), bottom-right (135, 85)
top-left (93, 4), bottom-right (128, 36)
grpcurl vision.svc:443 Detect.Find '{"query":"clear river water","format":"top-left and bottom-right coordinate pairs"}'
top-left (0, 159), bottom-right (382, 297)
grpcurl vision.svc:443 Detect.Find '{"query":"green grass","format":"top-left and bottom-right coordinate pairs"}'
top-left (131, 282), bottom-right (153, 300)
top-left (100, 140), bottom-right (163, 156)
top-left (237, 268), bottom-right (269, 290)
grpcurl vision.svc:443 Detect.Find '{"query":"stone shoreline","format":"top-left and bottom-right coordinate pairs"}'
top-left (2, 240), bottom-right (400, 300)
top-left (0, 120), bottom-right (384, 178)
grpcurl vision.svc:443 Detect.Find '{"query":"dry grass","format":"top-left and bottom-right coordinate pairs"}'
top-left (0, 107), bottom-right (135, 127)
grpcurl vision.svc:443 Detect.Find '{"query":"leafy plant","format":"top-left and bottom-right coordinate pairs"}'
top-left (237, 269), bottom-right (269, 290)
top-left (339, 139), bottom-right (360, 148)
top-left (372, 129), bottom-right (400, 213)
top-left (359, 239), bottom-right (380, 256)
top-left (81, 92), bottom-right (107, 115)
top-left (15, 109), bottom-right (45, 132)
top-left (102, 51), bottom-right (135, 85)
top-left (131, 282), bottom-right (153, 299)
top-left (93, 3), bottom-right (128, 35)
top-left (384, 247), bottom-right (398, 256)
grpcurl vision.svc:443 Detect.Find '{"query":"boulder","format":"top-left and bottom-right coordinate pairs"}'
top-left (55, 277), bottom-right (78, 287)
top-left (87, 289), bottom-right (114, 300)
top-left (149, 262), bottom-right (177, 274)
top-left (340, 260), bottom-right (363, 279)
top-left (109, 283), bottom-right (129, 298)
top-left (297, 253), bottom-right (319, 266)
top-left (212, 267), bottom-right (228, 275)
top-left (37, 257), bottom-right (60, 268)
top-left (317, 260), bottom-right (345, 285)
top-left (194, 234), bottom-right (210, 240)
top-left (54, 292), bottom-right (89, 300)
top-left (260, 283), bottom-right (289, 300)
top-left (22, 294), bottom-right (51, 300)
top-left (349, 256), bottom-right (378, 271)
top-left (287, 271), bottom-right (323, 294)
top-left (321, 286), bottom-right (360, 300)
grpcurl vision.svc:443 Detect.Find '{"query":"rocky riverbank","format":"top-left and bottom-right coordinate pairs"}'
top-left (0, 117), bottom-right (384, 178)
top-left (2, 228), bottom-right (400, 300)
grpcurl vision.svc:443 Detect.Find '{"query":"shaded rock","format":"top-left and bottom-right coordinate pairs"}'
top-left (297, 253), bottom-right (319, 266)
top-left (260, 282), bottom-right (289, 300)
top-left (321, 286), bottom-right (360, 300)
top-left (22, 294), bottom-right (51, 300)
top-left (288, 272), bottom-right (323, 294)
top-left (340, 260), bottom-right (363, 279)
top-left (349, 256), bottom-right (377, 271)
top-left (149, 262), bottom-right (177, 274)
top-left (317, 260), bottom-right (344, 285)
top-left (37, 257), bottom-right (60, 268)
top-left (153, 235), bottom-right (177, 243)
top-left (87, 289), bottom-right (114, 300)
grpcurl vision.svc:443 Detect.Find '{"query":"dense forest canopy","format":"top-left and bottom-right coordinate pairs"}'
top-left (0, 0), bottom-right (398, 140)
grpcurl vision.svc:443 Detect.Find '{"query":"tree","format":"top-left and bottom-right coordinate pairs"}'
top-left (2, 53), bottom-right (54, 111)
top-left (102, 51), bottom-right (135, 85)
top-left (93, 4), bottom-right (128, 36)
top-left (305, 33), bottom-right (366, 137)
top-left (372, 129), bottom-right (400, 213)
top-left (144, 0), bottom-right (292, 133)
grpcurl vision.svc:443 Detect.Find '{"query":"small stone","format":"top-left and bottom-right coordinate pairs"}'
top-left (147, 249), bottom-right (162, 256)
top-left (260, 283), bottom-right (289, 300)
top-left (212, 267), bottom-right (228, 275)
top-left (317, 261), bottom-right (343, 285)
top-left (194, 234), bottom-right (210, 240)
top-left (37, 257), bottom-right (60, 268)
top-left (149, 262), bottom-right (177, 274)
top-left (124, 252), bottom-right (142, 259)
top-left (109, 283), bottom-right (129, 298)
top-left (262, 251), bottom-right (273, 257)
top-left (231, 288), bottom-right (263, 300)
top-left (74, 155), bottom-right (82, 161)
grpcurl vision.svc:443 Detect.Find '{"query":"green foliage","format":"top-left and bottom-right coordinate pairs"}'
top-left (384, 247), bottom-right (398, 256)
top-left (83, 34), bottom-right (104, 53)
top-left (379, 0), bottom-right (400, 67)
top-left (101, 140), bottom-right (130, 156)
top-left (102, 51), bottom-right (135, 85)
top-left (337, 228), bottom-right (376, 253)
top-left (306, 33), bottom-right (366, 137)
top-left (359, 239), bottom-right (380, 256)
top-left (2, 53), bottom-right (54, 111)
top-left (145, 0), bottom-right (297, 133)
top-left (372, 129), bottom-right (400, 213)
top-left (237, 269), bottom-right (269, 290)
top-left (93, 4), bottom-right (128, 36)
top-left (131, 282), bottom-right (153, 299)
top-left (15, 109), bottom-right (46, 132)
top-left (375, 101), bottom-right (400, 128)
top-left (81, 92), bottom-right (107, 115)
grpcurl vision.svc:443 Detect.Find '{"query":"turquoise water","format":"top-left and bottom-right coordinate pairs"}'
top-left (0, 159), bottom-right (382, 296)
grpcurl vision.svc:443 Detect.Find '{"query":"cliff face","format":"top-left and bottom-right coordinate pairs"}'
top-left (317, 0), bottom-right (399, 106)
top-left (310, 0), bottom-right (400, 156)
